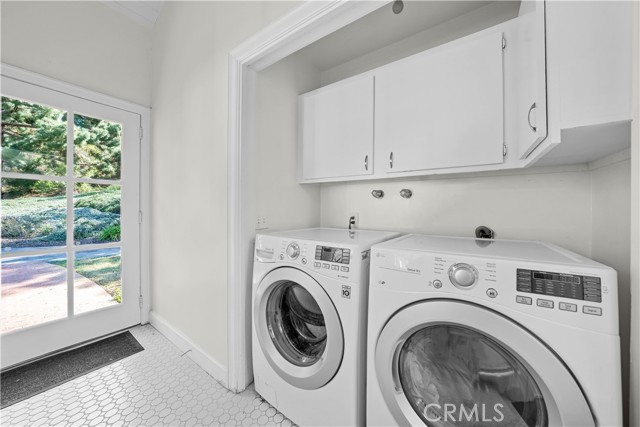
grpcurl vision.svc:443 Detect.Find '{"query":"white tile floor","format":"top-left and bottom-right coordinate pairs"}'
top-left (0, 325), bottom-right (295, 427)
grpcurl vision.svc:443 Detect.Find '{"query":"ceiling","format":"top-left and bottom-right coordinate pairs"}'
top-left (102, 1), bottom-right (164, 28)
top-left (297, 1), bottom-right (501, 72)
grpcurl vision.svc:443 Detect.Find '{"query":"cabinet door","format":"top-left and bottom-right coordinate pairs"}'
top-left (546, 1), bottom-right (633, 133)
top-left (375, 31), bottom-right (504, 174)
top-left (509, 0), bottom-right (548, 160)
top-left (299, 75), bottom-right (374, 181)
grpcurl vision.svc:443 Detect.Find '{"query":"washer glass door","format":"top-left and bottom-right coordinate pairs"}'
top-left (255, 267), bottom-right (344, 390)
top-left (399, 325), bottom-right (546, 426)
top-left (266, 281), bottom-right (327, 366)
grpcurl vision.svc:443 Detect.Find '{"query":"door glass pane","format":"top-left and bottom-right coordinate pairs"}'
top-left (1, 96), bottom-right (67, 176)
top-left (1, 253), bottom-right (67, 332)
top-left (73, 114), bottom-right (121, 180)
top-left (73, 248), bottom-right (121, 315)
top-left (74, 184), bottom-right (120, 245)
top-left (398, 325), bottom-right (547, 427)
top-left (266, 281), bottom-right (327, 366)
top-left (1, 178), bottom-right (66, 251)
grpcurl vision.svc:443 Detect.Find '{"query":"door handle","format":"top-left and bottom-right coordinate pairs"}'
top-left (364, 155), bottom-right (368, 171)
top-left (389, 152), bottom-right (394, 169)
top-left (527, 102), bottom-right (537, 133)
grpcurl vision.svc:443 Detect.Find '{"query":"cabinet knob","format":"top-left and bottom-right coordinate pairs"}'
top-left (528, 102), bottom-right (537, 133)
top-left (364, 155), bottom-right (368, 171)
top-left (389, 152), bottom-right (394, 169)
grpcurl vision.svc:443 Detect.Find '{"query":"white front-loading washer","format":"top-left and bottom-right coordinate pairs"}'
top-left (368, 234), bottom-right (621, 427)
top-left (252, 228), bottom-right (399, 427)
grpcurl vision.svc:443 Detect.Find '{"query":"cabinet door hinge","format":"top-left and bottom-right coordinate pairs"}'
top-left (503, 145), bottom-right (508, 157)
top-left (138, 211), bottom-right (143, 224)
top-left (502, 37), bottom-right (507, 50)
top-left (139, 126), bottom-right (144, 141)
top-left (139, 295), bottom-right (143, 308)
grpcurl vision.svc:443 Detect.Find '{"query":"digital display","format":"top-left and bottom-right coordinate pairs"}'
top-left (517, 269), bottom-right (602, 302)
top-left (532, 272), bottom-right (581, 284)
top-left (315, 246), bottom-right (350, 265)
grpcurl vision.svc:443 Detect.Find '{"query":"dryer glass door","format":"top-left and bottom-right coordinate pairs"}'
top-left (398, 325), bottom-right (546, 426)
top-left (374, 300), bottom-right (595, 427)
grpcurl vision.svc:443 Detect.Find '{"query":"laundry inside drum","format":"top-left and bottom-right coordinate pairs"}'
top-left (266, 281), bottom-right (328, 367)
top-left (398, 325), bottom-right (548, 427)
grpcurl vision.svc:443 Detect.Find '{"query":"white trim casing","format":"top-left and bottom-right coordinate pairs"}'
top-left (140, 107), bottom-right (152, 324)
top-left (150, 311), bottom-right (228, 386)
top-left (226, 0), bottom-right (387, 393)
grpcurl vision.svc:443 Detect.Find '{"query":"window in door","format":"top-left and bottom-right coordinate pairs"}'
top-left (1, 74), bottom-right (141, 369)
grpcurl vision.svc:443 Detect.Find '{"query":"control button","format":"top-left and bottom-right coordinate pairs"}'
top-left (516, 295), bottom-right (532, 305)
top-left (340, 266), bottom-right (349, 272)
top-left (301, 258), bottom-right (307, 265)
top-left (322, 263), bottom-right (330, 269)
top-left (583, 306), bottom-right (602, 316)
top-left (433, 280), bottom-right (442, 289)
top-left (537, 299), bottom-right (554, 309)
top-left (314, 262), bottom-right (321, 268)
top-left (286, 242), bottom-right (300, 260)
top-left (559, 302), bottom-right (577, 312)
top-left (448, 263), bottom-right (478, 288)
top-left (331, 265), bottom-right (339, 271)
top-left (486, 288), bottom-right (498, 298)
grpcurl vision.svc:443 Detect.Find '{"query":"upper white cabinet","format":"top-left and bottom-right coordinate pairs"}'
top-left (375, 31), bottom-right (505, 174)
top-left (299, 75), bottom-right (374, 181)
top-left (533, 1), bottom-right (634, 166)
top-left (298, 0), bottom-right (632, 183)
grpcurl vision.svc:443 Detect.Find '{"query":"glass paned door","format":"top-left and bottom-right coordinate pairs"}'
top-left (1, 76), bottom-right (141, 368)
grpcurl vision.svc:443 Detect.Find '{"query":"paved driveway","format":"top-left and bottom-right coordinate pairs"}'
top-left (1, 260), bottom-right (117, 333)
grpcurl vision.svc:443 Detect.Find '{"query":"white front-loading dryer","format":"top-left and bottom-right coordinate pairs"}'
top-left (368, 234), bottom-right (622, 427)
top-left (252, 228), bottom-right (399, 427)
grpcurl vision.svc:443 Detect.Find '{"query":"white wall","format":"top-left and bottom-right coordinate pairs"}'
top-left (629, 3), bottom-right (640, 425)
top-left (320, 166), bottom-right (593, 255)
top-left (151, 1), bottom-right (298, 370)
top-left (256, 56), bottom-right (322, 232)
top-left (590, 154), bottom-right (632, 424)
top-left (0, 1), bottom-right (152, 106)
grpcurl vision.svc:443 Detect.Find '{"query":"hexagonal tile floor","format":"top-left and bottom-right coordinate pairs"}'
top-left (0, 325), bottom-right (296, 426)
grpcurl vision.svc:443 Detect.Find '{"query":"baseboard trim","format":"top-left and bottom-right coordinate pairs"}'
top-left (149, 311), bottom-right (228, 387)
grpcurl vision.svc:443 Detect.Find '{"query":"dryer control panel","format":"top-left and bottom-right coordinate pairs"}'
top-left (516, 269), bottom-right (602, 302)
top-left (369, 235), bottom-right (619, 335)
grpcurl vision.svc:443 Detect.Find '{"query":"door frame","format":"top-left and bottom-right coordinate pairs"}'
top-left (0, 64), bottom-right (152, 336)
top-left (226, 1), bottom-right (387, 391)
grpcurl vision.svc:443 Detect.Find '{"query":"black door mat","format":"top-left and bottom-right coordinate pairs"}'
top-left (1, 330), bottom-right (144, 409)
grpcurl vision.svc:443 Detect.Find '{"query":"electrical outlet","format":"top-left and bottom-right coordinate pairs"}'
top-left (256, 215), bottom-right (269, 230)
top-left (348, 212), bottom-right (359, 228)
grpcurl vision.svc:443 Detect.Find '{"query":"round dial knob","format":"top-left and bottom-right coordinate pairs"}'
top-left (286, 242), bottom-right (300, 260)
top-left (448, 263), bottom-right (478, 288)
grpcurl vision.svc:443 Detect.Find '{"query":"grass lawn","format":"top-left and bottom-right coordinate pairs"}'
top-left (50, 255), bottom-right (122, 303)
